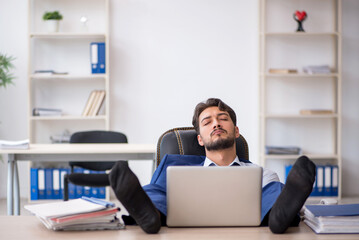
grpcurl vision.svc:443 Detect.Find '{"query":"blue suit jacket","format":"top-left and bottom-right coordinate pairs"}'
top-left (143, 154), bottom-right (283, 221)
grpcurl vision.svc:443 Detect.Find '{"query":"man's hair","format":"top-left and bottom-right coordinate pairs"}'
top-left (192, 98), bottom-right (237, 134)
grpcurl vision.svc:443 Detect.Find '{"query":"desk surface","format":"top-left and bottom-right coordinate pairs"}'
top-left (0, 143), bottom-right (156, 154)
top-left (1, 216), bottom-right (358, 240)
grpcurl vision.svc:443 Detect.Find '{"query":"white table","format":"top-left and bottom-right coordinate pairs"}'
top-left (0, 143), bottom-right (156, 216)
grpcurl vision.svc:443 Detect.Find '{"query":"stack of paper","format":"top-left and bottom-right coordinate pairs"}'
top-left (303, 65), bottom-right (331, 74)
top-left (304, 204), bottom-right (359, 234)
top-left (0, 139), bottom-right (29, 149)
top-left (265, 146), bottom-right (302, 155)
top-left (25, 197), bottom-right (125, 231)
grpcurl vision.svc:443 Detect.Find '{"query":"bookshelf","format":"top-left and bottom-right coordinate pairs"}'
top-left (28, 0), bottom-right (110, 143)
top-left (27, 0), bottom-right (110, 201)
top-left (259, 0), bottom-right (342, 198)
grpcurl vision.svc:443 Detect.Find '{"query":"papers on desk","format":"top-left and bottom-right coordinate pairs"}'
top-left (0, 139), bottom-right (29, 149)
top-left (24, 197), bottom-right (125, 231)
top-left (303, 204), bottom-right (359, 234)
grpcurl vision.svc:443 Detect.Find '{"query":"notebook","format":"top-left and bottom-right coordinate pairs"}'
top-left (166, 165), bottom-right (263, 227)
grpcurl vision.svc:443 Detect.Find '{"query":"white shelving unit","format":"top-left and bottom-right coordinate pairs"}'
top-left (28, 0), bottom-right (110, 143)
top-left (259, 0), bottom-right (342, 197)
top-left (27, 0), bottom-right (111, 201)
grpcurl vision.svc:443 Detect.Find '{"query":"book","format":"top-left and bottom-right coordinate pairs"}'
top-left (268, 68), bottom-right (298, 74)
top-left (303, 204), bottom-right (359, 234)
top-left (82, 90), bottom-right (97, 116)
top-left (0, 139), bottom-right (29, 149)
top-left (300, 109), bottom-right (334, 115)
top-left (33, 108), bottom-right (62, 116)
top-left (90, 90), bottom-right (106, 116)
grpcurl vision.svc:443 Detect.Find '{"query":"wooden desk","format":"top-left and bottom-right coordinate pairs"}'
top-left (0, 216), bottom-right (358, 240)
top-left (0, 144), bottom-right (156, 216)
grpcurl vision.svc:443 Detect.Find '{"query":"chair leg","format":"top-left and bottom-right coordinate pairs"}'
top-left (64, 174), bottom-right (69, 201)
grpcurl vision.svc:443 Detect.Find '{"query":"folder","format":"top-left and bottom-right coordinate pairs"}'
top-left (332, 165), bottom-right (339, 196)
top-left (60, 168), bottom-right (69, 199)
top-left (74, 168), bottom-right (84, 198)
top-left (45, 168), bottom-right (53, 199)
top-left (53, 169), bottom-right (61, 199)
top-left (38, 169), bottom-right (46, 199)
top-left (83, 170), bottom-right (91, 197)
top-left (316, 166), bottom-right (324, 196)
top-left (324, 165), bottom-right (332, 196)
top-left (90, 42), bottom-right (106, 74)
top-left (284, 164), bottom-right (292, 183)
top-left (30, 168), bottom-right (38, 200)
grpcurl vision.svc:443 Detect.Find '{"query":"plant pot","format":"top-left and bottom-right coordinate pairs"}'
top-left (44, 20), bottom-right (60, 32)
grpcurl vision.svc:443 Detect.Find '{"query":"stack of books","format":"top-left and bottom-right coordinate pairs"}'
top-left (82, 90), bottom-right (106, 116)
top-left (25, 197), bottom-right (125, 231)
top-left (303, 204), bottom-right (359, 234)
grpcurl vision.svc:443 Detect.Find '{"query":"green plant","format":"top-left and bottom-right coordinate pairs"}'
top-left (0, 54), bottom-right (15, 88)
top-left (43, 11), bottom-right (63, 20)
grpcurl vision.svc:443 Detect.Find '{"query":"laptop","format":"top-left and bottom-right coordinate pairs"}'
top-left (166, 165), bottom-right (263, 227)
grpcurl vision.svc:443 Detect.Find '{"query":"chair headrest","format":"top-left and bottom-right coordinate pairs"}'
top-left (156, 127), bottom-right (249, 166)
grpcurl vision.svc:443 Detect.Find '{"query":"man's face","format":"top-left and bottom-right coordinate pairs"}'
top-left (197, 106), bottom-right (239, 151)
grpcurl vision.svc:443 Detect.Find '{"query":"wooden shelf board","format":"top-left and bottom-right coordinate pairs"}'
top-left (264, 154), bottom-right (339, 160)
top-left (30, 32), bottom-right (106, 38)
top-left (30, 74), bottom-right (107, 80)
top-left (30, 115), bottom-right (107, 121)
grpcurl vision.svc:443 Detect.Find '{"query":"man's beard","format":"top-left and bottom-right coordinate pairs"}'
top-left (203, 135), bottom-right (236, 151)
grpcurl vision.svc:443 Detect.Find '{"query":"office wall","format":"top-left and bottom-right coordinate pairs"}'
top-left (0, 0), bottom-right (358, 199)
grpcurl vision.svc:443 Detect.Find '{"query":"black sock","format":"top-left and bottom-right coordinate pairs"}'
top-left (269, 155), bottom-right (316, 234)
top-left (109, 161), bottom-right (161, 234)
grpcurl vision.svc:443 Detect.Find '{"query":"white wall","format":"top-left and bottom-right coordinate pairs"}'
top-left (0, 0), bottom-right (358, 199)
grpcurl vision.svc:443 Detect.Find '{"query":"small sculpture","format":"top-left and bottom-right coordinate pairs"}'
top-left (293, 11), bottom-right (307, 32)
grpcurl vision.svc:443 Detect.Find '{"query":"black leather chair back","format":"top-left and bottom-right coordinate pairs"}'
top-left (70, 130), bottom-right (128, 171)
top-left (156, 127), bottom-right (249, 167)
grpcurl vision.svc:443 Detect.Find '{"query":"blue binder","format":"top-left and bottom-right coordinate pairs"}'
top-left (83, 169), bottom-right (91, 197)
top-left (90, 42), bottom-right (106, 74)
top-left (38, 168), bottom-right (46, 199)
top-left (59, 168), bottom-right (69, 199)
top-left (45, 168), bottom-right (53, 199)
top-left (30, 168), bottom-right (38, 200)
top-left (331, 165), bottom-right (339, 196)
top-left (284, 164), bottom-right (292, 183)
top-left (74, 167), bottom-right (84, 198)
top-left (324, 165), bottom-right (332, 196)
top-left (316, 165), bottom-right (324, 196)
top-left (52, 169), bottom-right (61, 199)
top-left (98, 170), bottom-right (106, 199)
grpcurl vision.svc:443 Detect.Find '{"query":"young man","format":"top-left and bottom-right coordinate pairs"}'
top-left (109, 98), bottom-right (316, 234)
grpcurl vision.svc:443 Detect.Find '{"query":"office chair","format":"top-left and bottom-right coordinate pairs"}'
top-left (63, 130), bottom-right (128, 201)
top-left (156, 127), bottom-right (249, 167)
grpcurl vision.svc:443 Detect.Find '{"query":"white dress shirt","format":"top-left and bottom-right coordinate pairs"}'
top-left (203, 156), bottom-right (280, 187)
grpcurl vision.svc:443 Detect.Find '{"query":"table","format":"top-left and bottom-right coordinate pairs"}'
top-left (0, 143), bottom-right (156, 216)
top-left (0, 217), bottom-right (358, 240)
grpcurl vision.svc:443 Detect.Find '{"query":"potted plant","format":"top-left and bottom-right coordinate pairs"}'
top-left (0, 53), bottom-right (15, 88)
top-left (43, 11), bottom-right (63, 32)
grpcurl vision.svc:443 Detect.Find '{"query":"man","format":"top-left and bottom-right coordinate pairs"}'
top-left (109, 98), bottom-right (316, 234)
